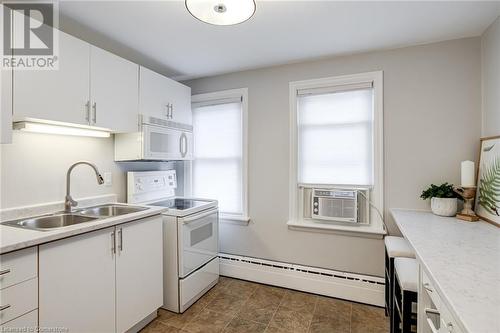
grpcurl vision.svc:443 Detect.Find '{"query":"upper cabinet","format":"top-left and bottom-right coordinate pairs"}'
top-left (10, 26), bottom-right (190, 136)
top-left (1, 68), bottom-right (13, 144)
top-left (90, 47), bottom-right (139, 133)
top-left (13, 29), bottom-right (139, 133)
top-left (139, 66), bottom-right (192, 126)
top-left (13, 30), bottom-right (91, 126)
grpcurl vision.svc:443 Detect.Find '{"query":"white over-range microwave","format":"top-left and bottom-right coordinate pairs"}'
top-left (115, 115), bottom-right (193, 161)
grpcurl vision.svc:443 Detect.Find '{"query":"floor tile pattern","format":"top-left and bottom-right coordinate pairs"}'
top-left (142, 277), bottom-right (389, 333)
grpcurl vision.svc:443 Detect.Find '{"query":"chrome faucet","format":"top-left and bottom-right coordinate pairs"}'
top-left (65, 161), bottom-right (105, 212)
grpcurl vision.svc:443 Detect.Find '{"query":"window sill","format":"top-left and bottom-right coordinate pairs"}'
top-left (286, 219), bottom-right (386, 239)
top-left (220, 214), bottom-right (251, 226)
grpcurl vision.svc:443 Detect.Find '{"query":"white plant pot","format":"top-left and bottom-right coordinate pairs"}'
top-left (430, 198), bottom-right (458, 217)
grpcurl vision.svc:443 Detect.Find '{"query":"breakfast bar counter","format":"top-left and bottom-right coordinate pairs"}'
top-left (391, 209), bottom-right (500, 333)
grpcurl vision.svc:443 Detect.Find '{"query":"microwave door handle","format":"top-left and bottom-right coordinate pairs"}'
top-left (179, 133), bottom-right (183, 156)
top-left (183, 134), bottom-right (188, 157)
top-left (180, 133), bottom-right (187, 158)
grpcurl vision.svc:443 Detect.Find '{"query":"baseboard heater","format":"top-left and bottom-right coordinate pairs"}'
top-left (219, 253), bottom-right (384, 307)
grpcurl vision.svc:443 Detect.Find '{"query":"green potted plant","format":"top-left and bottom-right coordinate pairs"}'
top-left (421, 183), bottom-right (460, 216)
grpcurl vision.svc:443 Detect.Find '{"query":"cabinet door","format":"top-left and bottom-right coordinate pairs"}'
top-left (1, 68), bottom-right (12, 144)
top-left (139, 67), bottom-right (192, 125)
top-left (90, 46), bottom-right (139, 132)
top-left (163, 78), bottom-right (192, 126)
top-left (39, 227), bottom-right (116, 333)
top-left (116, 216), bottom-right (163, 333)
top-left (139, 66), bottom-right (170, 120)
top-left (13, 30), bottom-right (90, 126)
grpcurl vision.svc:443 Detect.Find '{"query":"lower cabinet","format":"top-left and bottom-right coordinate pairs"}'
top-left (418, 266), bottom-right (463, 333)
top-left (39, 216), bottom-right (163, 333)
top-left (116, 217), bottom-right (163, 332)
top-left (0, 247), bottom-right (38, 328)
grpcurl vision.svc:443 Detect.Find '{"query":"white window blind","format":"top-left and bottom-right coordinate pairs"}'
top-left (192, 100), bottom-right (243, 215)
top-left (297, 86), bottom-right (374, 185)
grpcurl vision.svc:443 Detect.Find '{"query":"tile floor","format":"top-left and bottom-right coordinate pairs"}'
top-left (141, 277), bottom-right (389, 333)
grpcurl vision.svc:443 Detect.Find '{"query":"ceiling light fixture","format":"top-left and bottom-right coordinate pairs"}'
top-left (185, 0), bottom-right (256, 26)
top-left (14, 121), bottom-right (111, 138)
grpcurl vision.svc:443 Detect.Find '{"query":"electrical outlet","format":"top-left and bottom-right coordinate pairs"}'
top-left (104, 172), bottom-right (112, 187)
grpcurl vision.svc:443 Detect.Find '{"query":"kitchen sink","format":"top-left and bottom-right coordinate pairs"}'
top-left (77, 204), bottom-right (148, 217)
top-left (1, 204), bottom-right (148, 231)
top-left (2, 213), bottom-right (99, 231)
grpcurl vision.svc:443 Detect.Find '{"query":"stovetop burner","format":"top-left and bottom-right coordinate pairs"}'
top-left (150, 198), bottom-right (211, 210)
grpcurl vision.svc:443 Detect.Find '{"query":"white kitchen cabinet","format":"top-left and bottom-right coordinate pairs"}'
top-left (418, 267), bottom-right (463, 333)
top-left (0, 310), bottom-right (37, 330)
top-left (1, 68), bottom-right (12, 144)
top-left (13, 30), bottom-right (91, 126)
top-left (116, 216), bottom-right (163, 332)
top-left (39, 227), bottom-right (116, 333)
top-left (0, 247), bottom-right (38, 327)
top-left (39, 216), bottom-right (163, 333)
top-left (90, 46), bottom-right (139, 132)
top-left (139, 66), bottom-right (192, 125)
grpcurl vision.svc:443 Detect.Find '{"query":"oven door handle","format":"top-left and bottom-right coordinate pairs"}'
top-left (181, 208), bottom-right (218, 224)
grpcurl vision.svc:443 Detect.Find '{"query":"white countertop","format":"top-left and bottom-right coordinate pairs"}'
top-left (0, 196), bottom-right (166, 255)
top-left (391, 209), bottom-right (500, 333)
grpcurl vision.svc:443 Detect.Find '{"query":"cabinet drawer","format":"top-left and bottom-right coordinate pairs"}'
top-left (0, 309), bottom-right (37, 329)
top-left (0, 247), bottom-right (37, 289)
top-left (0, 278), bottom-right (38, 325)
top-left (421, 270), bottom-right (463, 333)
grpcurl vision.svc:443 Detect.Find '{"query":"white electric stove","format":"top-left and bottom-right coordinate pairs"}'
top-left (127, 170), bottom-right (219, 313)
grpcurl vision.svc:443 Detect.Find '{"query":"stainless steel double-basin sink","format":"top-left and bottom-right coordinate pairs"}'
top-left (1, 204), bottom-right (148, 231)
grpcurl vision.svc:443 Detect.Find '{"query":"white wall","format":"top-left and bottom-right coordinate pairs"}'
top-left (0, 131), bottom-right (179, 209)
top-left (185, 38), bottom-right (482, 277)
top-left (482, 16), bottom-right (500, 137)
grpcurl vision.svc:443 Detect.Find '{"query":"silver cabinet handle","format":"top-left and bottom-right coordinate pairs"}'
top-left (0, 304), bottom-right (11, 312)
top-left (165, 104), bottom-right (172, 119)
top-left (0, 268), bottom-right (11, 276)
top-left (170, 104), bottom-right (174, 119)
top-left (92, 102), bottom-right (97, 124)
top-left (118, 228), bottom-right (123, 252)
top-left (111, 231), bottom-right (116, 254)
top-left (85, 101), bottom-right (90, 124)
top-left (425, 308), bottom-right (440, 333)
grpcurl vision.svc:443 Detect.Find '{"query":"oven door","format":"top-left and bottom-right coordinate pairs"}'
top-left (178, 208), bottom-right (219, 278)
top-left (143, 124), bottom-right (193, 160)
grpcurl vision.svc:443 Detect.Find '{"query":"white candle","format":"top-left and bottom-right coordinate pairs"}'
top-left (461, 160), bottom-right (475, 187)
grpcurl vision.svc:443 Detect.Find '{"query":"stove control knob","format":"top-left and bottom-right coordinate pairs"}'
top-left (313, 202), bottom-right (318, 207)
top-left (313, 208), bottom-right (318, 213)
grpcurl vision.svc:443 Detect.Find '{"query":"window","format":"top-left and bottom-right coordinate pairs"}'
top-left (298, 84), bottom-right (374, 185)
top-left (288, 72), bottom-right (384, 234)
top-left (190, 89), bottom-right (248, 221)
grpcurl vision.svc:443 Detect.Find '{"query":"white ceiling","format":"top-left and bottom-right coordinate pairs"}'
top-left (59, 1), bottom-right (500, 80)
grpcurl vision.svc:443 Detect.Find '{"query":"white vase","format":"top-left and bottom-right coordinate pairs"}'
top-left (430, 198), bottom-right (458, 217)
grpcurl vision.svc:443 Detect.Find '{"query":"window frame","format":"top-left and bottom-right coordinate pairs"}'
top-left (187, 88), bottom-right (249, 223)
top-left (288, 71), bottom-right (384, 235)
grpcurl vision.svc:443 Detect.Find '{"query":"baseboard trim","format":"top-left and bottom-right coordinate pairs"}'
top-left (219, 253), bottom-right (384, 307)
